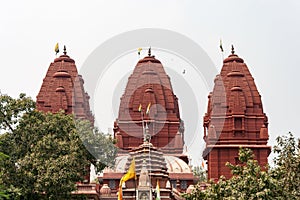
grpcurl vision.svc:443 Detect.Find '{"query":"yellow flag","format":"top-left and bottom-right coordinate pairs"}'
top-left (138, 47), bottom-right (142, 55)
top-left (120, 158), bottom-right (136, 184)
top-left (118, 158), bottom-right (136, 200)
top-left (146, 102), bottom-right (151, 114)
top-left (138, 104), bottom-right (142, 112)
top-left (55, 43), bottom-right (59, 55)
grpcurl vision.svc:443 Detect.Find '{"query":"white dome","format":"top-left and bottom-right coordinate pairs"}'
top-left (113, 155), bottom-right (191, 173)
top-left (164, 156), bottom-right (192, 173)
top-left (114, 155), bottom-right (129, 172)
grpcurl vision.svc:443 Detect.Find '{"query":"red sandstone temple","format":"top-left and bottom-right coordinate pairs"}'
top-left (203, 46), bottom-right (271, 180)
top-left (36, 44), bottom-right (271, 199)
top-left (36, 46), bottom-right (94, 125)
top-left (36, 47), bottom-right (194, 199)
top-left (101, 49), bottom-right (194, 199)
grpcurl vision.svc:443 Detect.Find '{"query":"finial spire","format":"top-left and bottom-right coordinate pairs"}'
top-left (63, 45), bottom-right (67, 55)
top-left (148, 47), bottom-right (151, 56)
top-left (144, 123), bottom-right (151, 142)
top-left (231, 45), bottom-right (235, 54)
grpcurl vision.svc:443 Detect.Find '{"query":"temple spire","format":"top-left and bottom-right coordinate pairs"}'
top-left (148, 47), bottom-right (151, 56)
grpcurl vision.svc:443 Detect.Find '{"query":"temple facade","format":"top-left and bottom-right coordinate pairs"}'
top-left (101, 50), bottom-right (194, 199)
top-left (203, 46), bottom-right (271, 180)
top-left (35, 44), bottom-right (271, 199)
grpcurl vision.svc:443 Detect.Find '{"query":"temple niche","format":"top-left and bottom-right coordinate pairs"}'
top-left (203, 46), bottom-right (271, 181)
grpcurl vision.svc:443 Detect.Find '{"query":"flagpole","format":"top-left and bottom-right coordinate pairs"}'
top-left (134, 176), bottom-right (137, 200)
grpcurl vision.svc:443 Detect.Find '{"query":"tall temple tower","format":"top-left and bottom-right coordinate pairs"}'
top-left (113, 49), bottom-right (185, 156)
top-left (36, 46), bottom-right (93, 124)
top-left (203, 47), bottom-right (271, 180)
top-left (100, 50), bottom-right (194, 200)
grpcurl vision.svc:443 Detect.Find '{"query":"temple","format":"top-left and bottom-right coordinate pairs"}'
top-left (113, 48), bottom-right (185, 156)
top-left (36, 46), bottom-right (98, 199)
top-left (36, 45), bottom-right (94, 125)
top-left (203, 46), bottom-right (271, 180)
top-left (101, 50), bottom-right (194, 199)
top-left (36, 47), bottom-right (194, 199)
top-left (35, 44), bottom-right (271, 199)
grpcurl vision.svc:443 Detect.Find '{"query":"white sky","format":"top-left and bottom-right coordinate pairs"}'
top-left (1, 0), bottom-right (300, 166)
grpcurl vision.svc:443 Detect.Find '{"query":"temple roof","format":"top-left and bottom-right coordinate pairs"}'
top-left (203, 46), bottom-right (271, 180)
top-left (205, 48), bottom-right (266, 119)
top-left (36, 48), bottom-right (93, 124)
top-left (114, 53), bottom-right (184, 152)
top-left (118, 55), bottom-right (180, 121)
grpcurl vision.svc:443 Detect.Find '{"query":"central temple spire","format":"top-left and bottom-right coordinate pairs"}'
top-left (114, 53), bottom-right (184, 155)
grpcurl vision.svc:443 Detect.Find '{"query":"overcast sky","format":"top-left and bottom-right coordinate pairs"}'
top-left (1, 0), bottom-right (299, 166)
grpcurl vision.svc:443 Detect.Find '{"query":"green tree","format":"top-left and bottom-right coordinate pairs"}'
top-left (0, 149), bottom-right (9, 199)
top-left (192, 165), bottom-right (207, 183)
top-left (0, 94), bottom-right (116, 199)
top-left (184, 148), bottom-right (282, 200)
top-left (272, 132), bottom-right (300, 199)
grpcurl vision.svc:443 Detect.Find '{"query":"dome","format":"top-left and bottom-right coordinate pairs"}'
top-left (164, 156), bottom-right (192, 173)
top-left (114, 153), bottom-right (191, 174)
top-left (114, 155), bottom-right (129, 172)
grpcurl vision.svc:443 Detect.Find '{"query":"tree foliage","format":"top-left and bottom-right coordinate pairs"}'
top-left (0, 149), bottom-right (9, 199)
top-left (184, 132), bottom-right (300, 200)
top-left (272, 132), bottom-right (300, 199)
top-left (192, 165), bottom-right (207, 183)
top-left (0, 94), bottom-right (116, 199)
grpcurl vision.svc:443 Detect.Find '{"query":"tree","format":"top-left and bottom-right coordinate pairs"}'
top-left (0, 94), bottom-right (116, 199)
top-left (192, 166), bottom-right (207, 183)
top-left (0, 149), bottom-right (9, 199)
top-left (0, 93), bottom-right (35, 132)
top-left (272, 132), bottom-right (300, 199)
top-left (184, 148), bottom-right (282, 200)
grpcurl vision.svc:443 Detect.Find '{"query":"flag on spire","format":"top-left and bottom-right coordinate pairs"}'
top-left (146, 102), bottom-right (151, 115)
top-left (138, 47), bottom-right (142, 56)
top-left (118, 158), bottom-right (136, 200)
top-left (55, 43), bottom-right (59, 55)
top-left (219, 39), bottom-right (224, 52)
